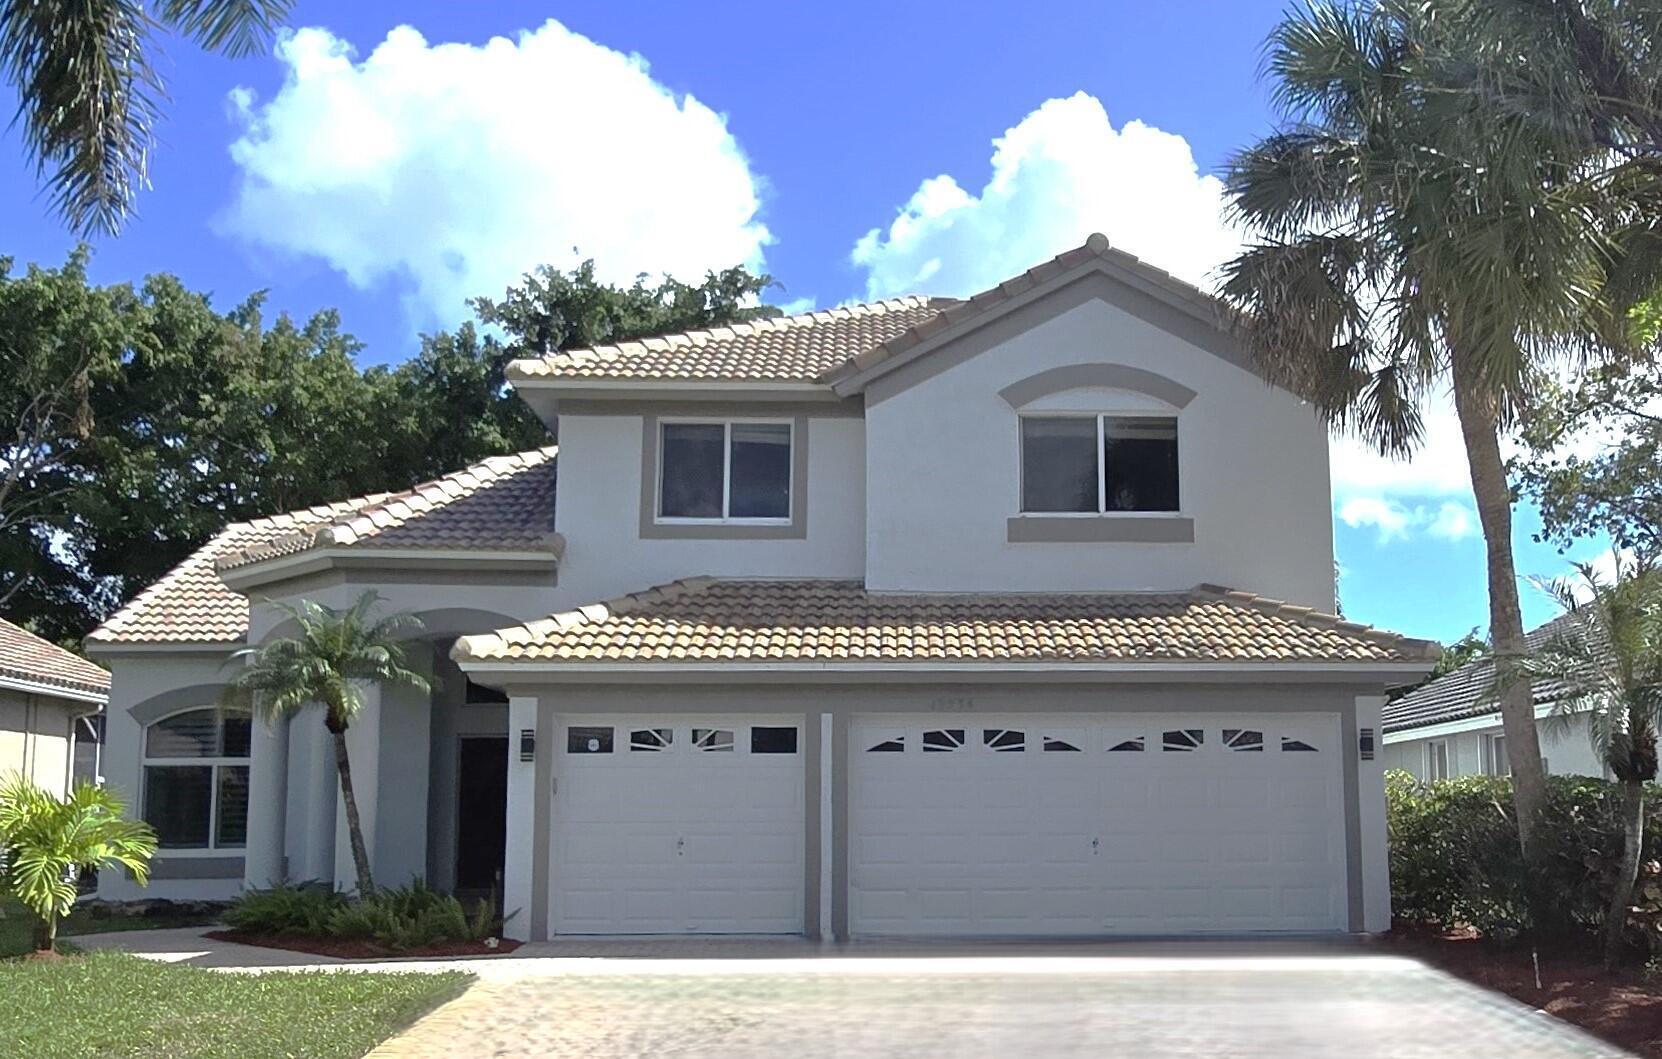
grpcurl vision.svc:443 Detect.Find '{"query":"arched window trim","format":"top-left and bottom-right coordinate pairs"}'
top-left (141, 705), bottom-right (252, 854)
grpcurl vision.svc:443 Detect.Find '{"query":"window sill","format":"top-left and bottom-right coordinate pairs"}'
top-left (1006, 514), bottom-right (1195, 543)
top-left (641, 518), bottom-right (805, 541)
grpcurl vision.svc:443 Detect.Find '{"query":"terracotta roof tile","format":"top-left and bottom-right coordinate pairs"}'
top-left (0, 617), bottom-right (109, 696)
top-left (89, 448), bottom-right (558, 646)
top-left (454, 579), bottom-right (1438, 667)
top-left (505, 297), bottom-right (954, 384)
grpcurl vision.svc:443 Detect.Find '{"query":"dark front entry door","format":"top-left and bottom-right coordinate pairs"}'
top-left (455, 737), bottom-right (509, 892)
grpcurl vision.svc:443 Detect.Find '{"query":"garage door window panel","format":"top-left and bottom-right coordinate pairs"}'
top-left (694, 728), bottom-right (734, 753)
top-left (983, 729), bottom-right (1026, 752)
top-left (630, 728), bottom-right (673, 753)
top-left (1224, 729), bottom-right (1264, 752)
top-left (922, 729), bottom-right (966, 753)
top-left (1162, 729), bottom-right (1204, 752)
top-left (751, 726), bottom-right (798, 754)
top-left (568, 727), bottom-right (614, 754)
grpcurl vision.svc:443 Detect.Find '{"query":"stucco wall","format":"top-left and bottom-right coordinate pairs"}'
top-left (862, 287), bottom-right (1335, 608)
top-left (0, 687), bottom-right (77, 796)
top-left (552, 412), bottom-right (866, 606)
top-left (1384, 714), bottom-right (1605, 779)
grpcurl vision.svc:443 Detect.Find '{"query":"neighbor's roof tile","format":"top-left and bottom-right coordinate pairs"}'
top-left (0, 617), bottom-right (110, 696)
top-left (1383, 613), bottom-right (1585, 733)
top-left (453, 579), bottom-right (1437, 667)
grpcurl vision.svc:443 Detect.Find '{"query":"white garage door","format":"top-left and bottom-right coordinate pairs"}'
top-left (551, 715), bottom-right (804, 934)
top-left (851, 713), bottom-right (1348, 936)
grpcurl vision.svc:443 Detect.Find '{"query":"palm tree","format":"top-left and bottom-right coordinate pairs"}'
top-left (0, 0), bottom-right (293, 235)
top-left (1509, 558), bottom-right (1662, 966)
top-left (0, 775), bottom-right (156, 954)
top-left (1220, 0), bottom-right (1655, 875)
top-left (223, 592), bottom-right (427, 897)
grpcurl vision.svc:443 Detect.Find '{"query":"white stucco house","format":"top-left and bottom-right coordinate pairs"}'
top-left (1383, 614), bottom-right (1603, 780)
top-left (1, 617), bottom-right (109, 796)
top-left (86, 235), bottom-right (1436, 939)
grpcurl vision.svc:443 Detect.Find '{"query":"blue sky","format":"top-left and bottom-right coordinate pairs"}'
top-left (0, 0), bottom-right (1605, 643)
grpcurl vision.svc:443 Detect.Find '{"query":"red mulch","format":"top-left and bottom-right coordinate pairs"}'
top-left (205, 929), bottom-right (521, 961)
top-left (1386, 927), bottom-right (1662, 1056)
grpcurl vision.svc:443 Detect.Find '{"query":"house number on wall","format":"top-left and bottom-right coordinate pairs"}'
top-left (928, 695), bottom-right (974, 712)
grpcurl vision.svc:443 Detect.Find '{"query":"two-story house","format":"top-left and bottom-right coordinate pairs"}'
top-left (87, 235), bottom-right (1435, 941)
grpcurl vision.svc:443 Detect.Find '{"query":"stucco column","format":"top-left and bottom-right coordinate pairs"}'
top-left (288, 711), bottom-right (336, 883)
top-left (243, 710), bottom-right (290, 889)
top-left (502, 694), bottom-right (539, 942)
top-left (1355, 694), bottom-right (1391, 932)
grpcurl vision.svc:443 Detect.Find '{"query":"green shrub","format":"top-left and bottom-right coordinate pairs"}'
top-left (1386, 769), bottom-right (1662, 939)
top-left (230, 880), bottom-right (498, 951)
top-left (225, 882), bottom-right (348, 935)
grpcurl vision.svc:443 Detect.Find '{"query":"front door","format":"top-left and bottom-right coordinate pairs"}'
top-left (456, 736), bottom-right (509, 893)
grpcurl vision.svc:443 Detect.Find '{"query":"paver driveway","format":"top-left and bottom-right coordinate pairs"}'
top-left (364, 940), bottom-right (1631, 1058)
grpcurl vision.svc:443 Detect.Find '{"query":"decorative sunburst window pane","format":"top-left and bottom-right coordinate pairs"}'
top-left (867, 736), bottom-right (905, 753)
top-left (1107, 737), bottom-right (1146, 753)
top-left (1281, 737), bottom-right (1319, 753)
top-left (1223, 728), bottom-right (1264, 752)
top-left (1162, 729), bottom-right (1204, 752)
top-left (692, 728), bottom-right (734, 752)
top-left (922, 729), bottom-right (967, 753)
top-left (1042, 736), bottom-right (1082, 752)
top-left (630, 728), bottom-right (673, 752)
top-left (983, 729), bottom-right (1026, 752)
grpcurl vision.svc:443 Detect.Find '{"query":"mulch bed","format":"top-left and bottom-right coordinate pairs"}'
top-left (1386, 927), bottom-right (1662, 1056)
top-left (205, 929), bottom-right (521, 961)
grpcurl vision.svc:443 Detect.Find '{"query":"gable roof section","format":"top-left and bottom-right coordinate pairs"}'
top-left (502, 235), bottom-right (1244, 395)
top-left (0, 617), bottom-right (110, 698)
top-left (453, 578), bottom-right (1437, 668)
top-left (506, 297), bottom-right (952, 385)
top-left (1383, 614), bottom-right (1586, 733)
top-left (215, 447), bottom-right (558, 573)
top-left (89, 448), bottom-right (557, 647)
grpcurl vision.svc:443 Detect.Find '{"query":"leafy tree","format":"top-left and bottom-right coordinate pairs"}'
top-left (0, 775), bottom-right (156, 954)
top-left (1220, 1), bottom-right (1658, 876)
top-left (0, 0), bottom-right (293, 234)
top-left (1514, 359), bottom-right (1662, 558)
top-left (0, 251), bottom-right (774, 644)
top-left (222, 593), bottom-right (428, 897)
top-left (1510, 558), bottom-right (1662, 966)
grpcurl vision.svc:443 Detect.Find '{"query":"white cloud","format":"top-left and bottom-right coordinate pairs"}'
top-left (1338, 496), bottom-right (1479, 544)
top-left (849, 92), bottom-right (1242, 299)
top-left (222, 21), bottom-right (770, 327)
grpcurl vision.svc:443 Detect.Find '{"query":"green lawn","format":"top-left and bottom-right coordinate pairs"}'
top-left (0, 950), bottom-right (471, 1058)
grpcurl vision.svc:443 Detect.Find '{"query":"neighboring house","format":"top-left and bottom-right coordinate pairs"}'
top-left (86, 234), bottom-right (1436, 936)
top-left (0, 617), bottom-right (110, 796)
top-left (1383, 614), bottom-right (1603, 780)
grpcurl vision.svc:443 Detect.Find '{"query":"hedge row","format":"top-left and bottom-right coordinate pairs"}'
top-left (1385, 770), bottom-right (1662, 940)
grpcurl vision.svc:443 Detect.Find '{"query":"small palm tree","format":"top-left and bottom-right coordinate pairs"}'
top-left (1510, 557), bottom-right (1662, 967)
top-left (0, 0), bottom-right (293, 234)
top-left (0, 775), bottom-right (156, 954)
top-left (224, 592), bottom-right (427, 897)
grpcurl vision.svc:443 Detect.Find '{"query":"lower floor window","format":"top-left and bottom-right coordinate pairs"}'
top-left (142, 707), bottom-right (251, 849)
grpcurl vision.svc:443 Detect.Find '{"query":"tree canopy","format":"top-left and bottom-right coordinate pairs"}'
top-left (0, 250), bottom-right (773, 644)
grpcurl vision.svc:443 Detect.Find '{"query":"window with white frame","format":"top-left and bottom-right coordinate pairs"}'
top-left (1482, 733), bottom-right (1510, 777)
top-left (658, 420), bottom-right (791, 521)
top-left (142, 708), bottom-right (251, 849)
top-left (1425, 739), bottom-right (1451, 782)
top-left (1020, 414), bottom-right (1179, 513)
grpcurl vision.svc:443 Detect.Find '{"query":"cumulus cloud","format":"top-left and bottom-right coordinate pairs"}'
top-left (1338, 497), bottom-right (1480, 544)
top-left (222, 21), bottom-right (770, 327)
top-left (848, 91), bottom-right (1483, 515)
top-left (849, 92), bottom-right (1242, 298)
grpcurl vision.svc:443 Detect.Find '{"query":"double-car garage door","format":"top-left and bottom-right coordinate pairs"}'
top-left (548, 712), bottom-right (1347, 936)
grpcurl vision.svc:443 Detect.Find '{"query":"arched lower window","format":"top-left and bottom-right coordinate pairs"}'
top-left (142, 708), bottom-right (251, 850)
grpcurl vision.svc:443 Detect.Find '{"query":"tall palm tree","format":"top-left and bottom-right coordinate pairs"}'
top-left (1220, 0), bottom-right (1654, 873)
top-left (0, 775), bottom-right (156, 954)
top-left (0, 0), bottom-right (293, 235)
top-left (223, 592), bottom-right (427, 897)
top-left (1510, 558), bottom-right (1662, 967)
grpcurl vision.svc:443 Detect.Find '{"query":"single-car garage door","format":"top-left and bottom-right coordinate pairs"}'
top-left (551, 714), bottom-right (804, 934)
top-left (851, 713), bottom-right (1347, 936)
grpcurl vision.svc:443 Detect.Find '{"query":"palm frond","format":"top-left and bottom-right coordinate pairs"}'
top-left (155, 0), bottom-right (292, 58)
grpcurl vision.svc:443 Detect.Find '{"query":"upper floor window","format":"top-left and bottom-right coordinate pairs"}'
top-left (658, 420), bottom-right (791, 521)
top-left (1020, 414), bottom-right (1178, 514)
top-left (143, 707), bottom-right (251, 850)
